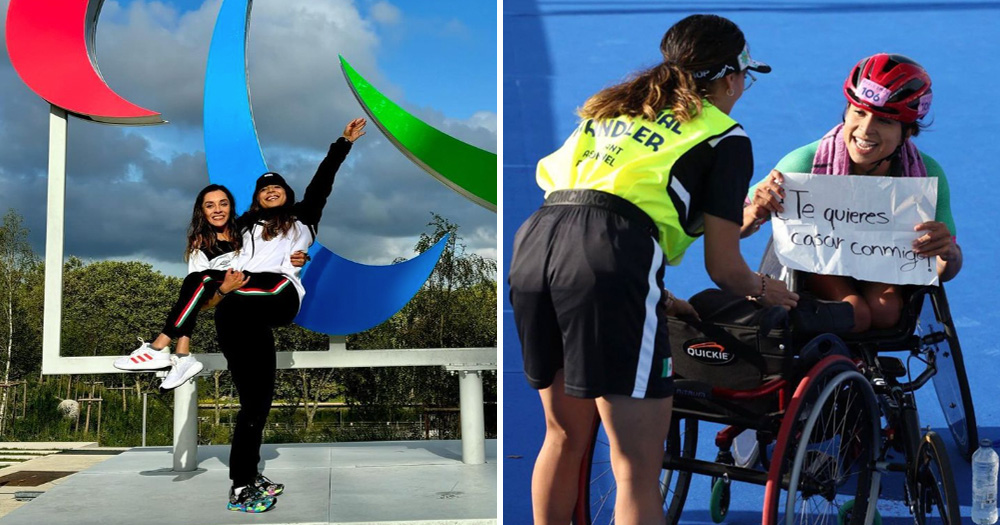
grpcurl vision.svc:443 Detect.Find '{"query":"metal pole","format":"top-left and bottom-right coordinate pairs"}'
top-left (458, 370), bottom-right (485, 465)
top-left (42, 106), bottom-right (67, 375)
top-left (172, 377), bottom-right (198, 471)
top-left (142, 393), bottom-right (147, 447)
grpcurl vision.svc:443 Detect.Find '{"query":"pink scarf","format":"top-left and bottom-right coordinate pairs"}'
top-left (811, 123), bottom-right (927, 178)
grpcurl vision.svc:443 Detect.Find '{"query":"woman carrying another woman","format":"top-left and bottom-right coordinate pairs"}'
top-left (508, 15), bottom-right (797, 525)
top-left (217, 117), bottom-right (366, 513)
top-left (744, 54), bottom-right (961, 332)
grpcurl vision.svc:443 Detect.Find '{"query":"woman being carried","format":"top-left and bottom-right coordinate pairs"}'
top-left (112, 184), bottom-right (307, 390)
top-left (744, 54), bottom-right (961, 332)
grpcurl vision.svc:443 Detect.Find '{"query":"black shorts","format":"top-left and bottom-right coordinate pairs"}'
top-left (509, 190), bottom-right (674, 399)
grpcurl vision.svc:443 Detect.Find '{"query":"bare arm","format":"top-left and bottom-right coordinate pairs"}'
top-left (704, 213), bottom-right (798, 309)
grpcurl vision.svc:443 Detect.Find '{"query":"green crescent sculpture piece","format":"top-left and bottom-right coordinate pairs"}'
top-left (340, 56), bottom-right (497, 212)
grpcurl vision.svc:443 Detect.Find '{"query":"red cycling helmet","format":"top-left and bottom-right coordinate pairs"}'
top-left (843, 53), bottom-right (932, 124)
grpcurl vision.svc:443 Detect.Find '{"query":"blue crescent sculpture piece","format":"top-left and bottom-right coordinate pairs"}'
top-left (203, 0), bottom-right (447, 336)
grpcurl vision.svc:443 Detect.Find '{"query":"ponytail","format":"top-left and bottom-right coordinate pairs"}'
top-left (578, 14), bottom-right (745, 123)
top-left (579, 62), bottom-right (706, 122)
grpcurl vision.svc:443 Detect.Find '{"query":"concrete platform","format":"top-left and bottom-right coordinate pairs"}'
top-left (0, 440), bottom-right (497, 525)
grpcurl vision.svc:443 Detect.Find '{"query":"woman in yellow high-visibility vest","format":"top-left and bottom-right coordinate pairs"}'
top-left (509, 14), bottom-right (799, 525)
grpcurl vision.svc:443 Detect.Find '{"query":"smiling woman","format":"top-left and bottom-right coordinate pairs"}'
top-left (743, 53), bottom-right (961, 332)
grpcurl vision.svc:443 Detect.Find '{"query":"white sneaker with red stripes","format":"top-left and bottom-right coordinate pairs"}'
top-left (113, 340), bottom-right (172, 371)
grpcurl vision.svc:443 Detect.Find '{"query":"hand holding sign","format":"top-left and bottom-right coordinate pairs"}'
top-left (771, 173), bottom-right (939, 286)
top-left (743, 170), bottom-right (786, 237)
top-left (749, 170), bottom-right (786, 217)
top-left (912, 221), bottom-right (955, 258)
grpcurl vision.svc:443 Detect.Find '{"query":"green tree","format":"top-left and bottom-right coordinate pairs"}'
top-left (60, 259), bottom-right (178, 357)
top-left (0, 210), bottom-right (38, 434)
top-left (17, 261), bottom-right (44, 381)
top-left (272, 324), bottom-right (336, 431)
top-left (338, 214), bottom-right (497, 418)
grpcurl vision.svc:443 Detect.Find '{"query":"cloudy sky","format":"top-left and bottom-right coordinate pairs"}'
top-left (0, 0), bottom-right (497, 277)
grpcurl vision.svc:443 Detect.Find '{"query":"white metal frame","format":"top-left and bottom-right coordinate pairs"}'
top-left (42, 336), bottom-right (496, 376)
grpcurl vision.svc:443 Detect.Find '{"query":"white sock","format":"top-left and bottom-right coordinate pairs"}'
top-left (234, 486), bottom-right (245, 497)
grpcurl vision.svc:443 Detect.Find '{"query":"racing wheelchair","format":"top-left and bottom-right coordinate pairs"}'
top-left (574, 261), bottom-right (976, 524)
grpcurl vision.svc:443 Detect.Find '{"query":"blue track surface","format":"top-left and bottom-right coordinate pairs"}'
top-left (503, 1), bottom-right (1000, 522)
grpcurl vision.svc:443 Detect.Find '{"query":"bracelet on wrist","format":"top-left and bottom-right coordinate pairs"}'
top-left (746, 272), bottom-right (767, 302)
top-left (218, 289), bottom-right (229, 297)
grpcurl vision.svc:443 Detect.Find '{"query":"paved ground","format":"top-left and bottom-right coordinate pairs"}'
top-left (0, 440), bottom-right (496, 525)
top-left (0, 442), bottom-right (114, 518)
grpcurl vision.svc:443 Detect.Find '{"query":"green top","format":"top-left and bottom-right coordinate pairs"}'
top-left (750, 140), bottom-right (956, 236)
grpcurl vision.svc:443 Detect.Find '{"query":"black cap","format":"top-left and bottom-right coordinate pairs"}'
top-left (254, 172), bottom-right (295, 204)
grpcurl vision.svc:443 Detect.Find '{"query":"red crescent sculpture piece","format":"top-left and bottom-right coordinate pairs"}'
top-left (5, 0), bottom-right (164, 124)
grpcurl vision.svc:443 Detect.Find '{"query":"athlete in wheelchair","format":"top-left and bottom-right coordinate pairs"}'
top-left (576, 54), bottom-right (975, 524)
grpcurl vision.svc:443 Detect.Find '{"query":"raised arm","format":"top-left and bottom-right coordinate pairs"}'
top-left (294, 118), bottom-right (367, 226)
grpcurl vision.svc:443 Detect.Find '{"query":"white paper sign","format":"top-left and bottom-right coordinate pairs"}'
top-left (771, 173), bottom-right (938, 286)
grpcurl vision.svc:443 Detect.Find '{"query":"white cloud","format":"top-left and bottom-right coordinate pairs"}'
top-left (458, 110), bottom-right (497, 135)
top-left (370, 1), bottom-right (401, 25)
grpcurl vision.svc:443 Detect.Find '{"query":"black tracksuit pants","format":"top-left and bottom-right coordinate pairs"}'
top-left (161, 270), bottom-right (226, 340)
top-left (214, 272), bottom-right (299, 488)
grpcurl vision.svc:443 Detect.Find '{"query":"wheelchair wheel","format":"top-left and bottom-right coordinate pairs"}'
top-left (921, 290), bottom-right (978, 460)
top-left (763, 355), bottom-right (882, 525)
top-left (576, 415), bottom-right (697, 525)
top-left (910, 431), bottom-right (960, 524)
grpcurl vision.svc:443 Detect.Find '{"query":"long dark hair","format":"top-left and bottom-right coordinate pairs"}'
top-left (579, 14), bottom-right (745, 122)
top-left (185, 184), bottom-right (241, 261)
top-left (247, 188), bottom-right (296, 242)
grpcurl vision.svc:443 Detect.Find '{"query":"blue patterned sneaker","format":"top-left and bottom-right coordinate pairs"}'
top-left (252, 473), bottom-right (284, 497)
top-left (227, 485), bottom-right (276, 513)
